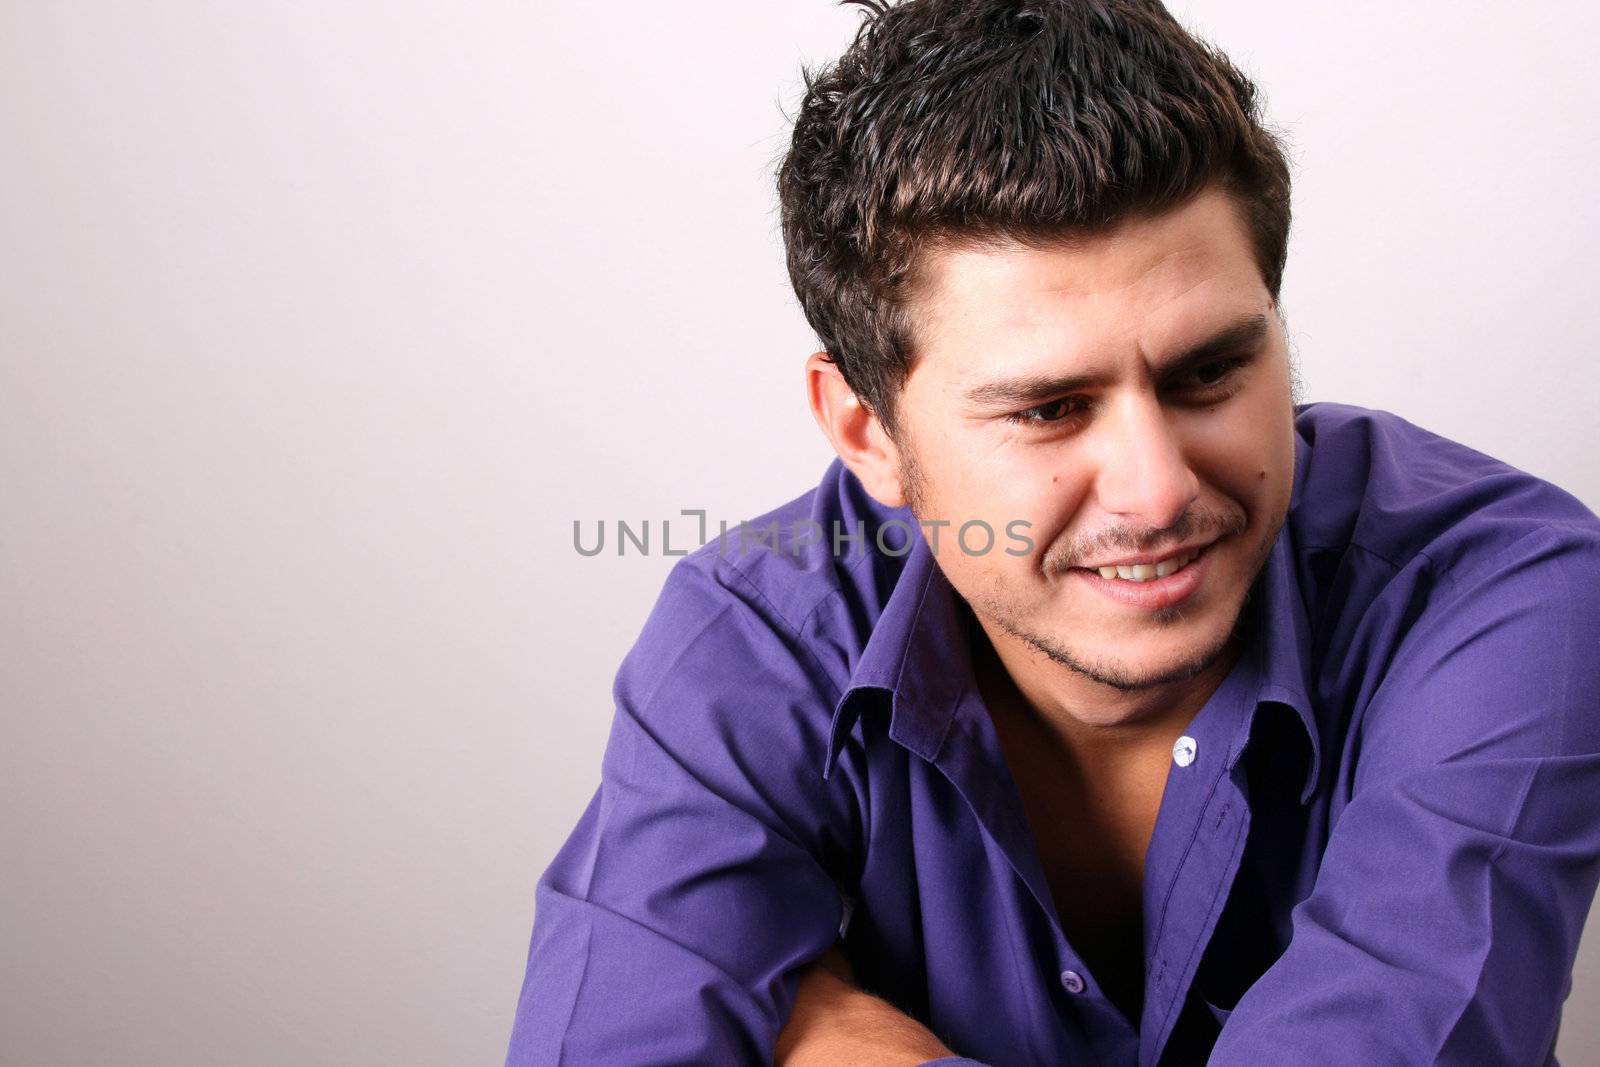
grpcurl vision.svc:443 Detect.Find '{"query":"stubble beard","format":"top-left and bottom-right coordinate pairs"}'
top-left (892, 345), bottom-right (1299, 695)
top-left (983, 582), bottom-right (1247, 692)
top-left (898, 439), bottom-right (1279, 695)
top-left (982, 515), bottom-right (1280, 693)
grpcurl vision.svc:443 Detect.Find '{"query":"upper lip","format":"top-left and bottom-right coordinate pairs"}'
top-left (1077, 539), bottom-right (1215, 569)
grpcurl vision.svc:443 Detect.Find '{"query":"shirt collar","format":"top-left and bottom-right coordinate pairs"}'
top-left (823, 434), bottom-right (1322, 801)
top-left (823, 529), bottom-right (972, 779)
top-left (1253, 425), bottom-right (1322, 800)
top-left (1247, 493), bottom-right (1323, 801)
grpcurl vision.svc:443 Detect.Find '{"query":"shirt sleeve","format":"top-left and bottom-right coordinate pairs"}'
top-left (1210, 524), bottom-right (1600, 1065)
top-left (504, 556), bottom-right (867, 1066)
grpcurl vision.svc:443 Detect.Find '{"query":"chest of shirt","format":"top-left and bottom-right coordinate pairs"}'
top-left (835, 698), bottom-right (1328, 1067)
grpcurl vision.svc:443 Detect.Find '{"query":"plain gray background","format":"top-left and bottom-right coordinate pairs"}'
top-left (3, 2), bottom-right (1598, 1064)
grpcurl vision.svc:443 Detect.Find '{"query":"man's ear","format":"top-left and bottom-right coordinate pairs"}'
top-left (805, 351), bottom-right (909, 509)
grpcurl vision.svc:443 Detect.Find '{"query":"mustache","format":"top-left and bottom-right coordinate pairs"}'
top-left (1043, 506), bottom-right (1248, 573)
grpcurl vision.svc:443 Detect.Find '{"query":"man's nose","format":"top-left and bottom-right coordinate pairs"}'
top-left (1090, 393), bottom-right (1200, 531)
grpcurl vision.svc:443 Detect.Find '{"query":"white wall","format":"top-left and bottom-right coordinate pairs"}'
top-left (2, 2), bottom-right (1596, 1064)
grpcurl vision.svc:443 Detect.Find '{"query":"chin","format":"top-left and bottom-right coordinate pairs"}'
top-left (1026, 597), bottom-right (1244, 691)
top-left (1102, 635), bottom-right (1227, 685)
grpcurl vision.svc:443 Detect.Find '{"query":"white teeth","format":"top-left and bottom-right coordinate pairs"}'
top-left (1095, 549), bottom-right (1197, 583)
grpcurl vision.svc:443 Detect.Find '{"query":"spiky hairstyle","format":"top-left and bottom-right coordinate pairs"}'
top-left (777, 0), bottom-right (1291, 439)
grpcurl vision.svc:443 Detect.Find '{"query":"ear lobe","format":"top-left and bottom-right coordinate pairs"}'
top-left (804, 351), bottom-right (910, 509)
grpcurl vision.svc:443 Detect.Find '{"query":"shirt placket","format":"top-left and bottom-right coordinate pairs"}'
top-left (1137, 666), bottom-right (1263, 1066)
top-left (931, 685), bottom-right (1144, 1065)
top-left (1140, 754), bottom-right (1251, 1064)
top-left (929, 655), bottom-right (1264, 1067)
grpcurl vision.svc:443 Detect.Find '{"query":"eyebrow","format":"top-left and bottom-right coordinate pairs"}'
top-left (961, 312), bottom-right (1272, 409)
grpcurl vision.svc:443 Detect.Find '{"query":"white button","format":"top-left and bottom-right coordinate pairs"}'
top-left (1172, 735), bottom-right (1197, 768)
top-left (1059, 969), bottom-right (1086, 994)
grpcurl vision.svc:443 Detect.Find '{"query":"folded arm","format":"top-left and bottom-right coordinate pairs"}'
top-left (787, 526), bottom-right (1600, 1066)
top-left (1210, 526), bottom-right (1600, 1063)
top-left (774, 943), bottom-right (967, 1067)
top-left (506, 560), bottom-right (865, 1065)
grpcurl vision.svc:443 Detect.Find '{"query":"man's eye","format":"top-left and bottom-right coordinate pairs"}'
top-left (1005, 398), bottom-right (1083, 426)
top-left (1001, 356), bottom-right (1253, 428)
top-left (1188, 356), bottom-right (1250, 390)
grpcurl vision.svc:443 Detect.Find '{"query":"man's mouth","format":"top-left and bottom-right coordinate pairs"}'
top-left (1067, 540), bottom-right (1218, 610)
top-left (1085, 546), bottom-right (1205, 583)
top-left (1072, 540), bottom-right (1214, 583)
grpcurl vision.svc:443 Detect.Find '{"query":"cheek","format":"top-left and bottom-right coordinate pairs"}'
top-left (920, 433), bottom-right (1033, 510)
top-left (1214, 400), bottom-right (1295, 506)
top-left (979, 449), bottom-right (1086, 528)
top-left (919, 444), bottom-right (1086, 568)
top-left (989, 464), bottom-right (1090, 578)
top-left (1171, 425), bottom-right (1263, 521)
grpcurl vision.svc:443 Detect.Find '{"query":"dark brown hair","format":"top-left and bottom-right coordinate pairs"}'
top-left (777, 0), bottom-right (1292, 440)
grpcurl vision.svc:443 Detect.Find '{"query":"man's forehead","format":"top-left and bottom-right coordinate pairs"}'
top-left (902, 188), bottom-right (1263, 361)
top-left (902, 268), bottom-right (1273, 404)
top-left (952, 311), bottom-right (1276, 410)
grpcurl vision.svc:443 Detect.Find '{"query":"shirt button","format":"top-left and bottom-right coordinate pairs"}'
top-left (1172, 735), bottom-right (1197, 768)
top-left (1059, 969), bottom-right (1086, 994)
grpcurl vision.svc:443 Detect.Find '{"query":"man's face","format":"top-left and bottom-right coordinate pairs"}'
top-left (887, 185), bottom-right (1298, 722)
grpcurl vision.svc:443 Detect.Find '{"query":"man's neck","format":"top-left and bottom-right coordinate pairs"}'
top-left (964, 604), bottom-right (1243, 776)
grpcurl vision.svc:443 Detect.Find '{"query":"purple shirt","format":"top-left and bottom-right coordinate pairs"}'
top-left (508, 402), bottom-right (1600, 1066)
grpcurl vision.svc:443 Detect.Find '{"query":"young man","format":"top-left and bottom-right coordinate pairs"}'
top-left (507, 2), bottom-right (1600, 1064)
